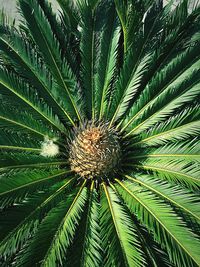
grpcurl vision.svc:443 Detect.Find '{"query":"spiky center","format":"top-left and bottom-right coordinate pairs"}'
top-left (69, 123), bottom-right (121, 179)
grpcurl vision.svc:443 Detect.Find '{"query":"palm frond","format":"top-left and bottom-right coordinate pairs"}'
top-left (109, 53), bottom-right (151, 125)
top-left (13, 183), bottom-right (86, 267)
top-left (79, 181), bottom-right (102, 267)
top-left (0, 152), bottom-right (66, 172)
top-left (130, 218), bottom-right (174, 267)
top-left (124, 59), bottom-right (200, 136)
top-left (0, 30), bottom-right (78, 125)
top-left (131, 104), bottom-right (200, 146)
top-left (114, 0), bottom-right (153, 53)
top-left (122, 43), bottom-right (200, 133)
top-left (0, 1), bottom-right (199, 266)
top-left (78, 0), bottom-right (100, 120)
top-left (0, 190), bottom-right (51, 242)
top-left (0, 169), bottom-right (70, 208)
top-left (0, 104), bottom-right (54, 139)
top-left (125, 174), bottom-right (200, 224)
top-left (115, 180), bottom-right (200, 267)
top-left (19, 0), bottom-right (83, 125)
top-left (126, 158), bottom-right (200, 189)
top-left (127, 139), bottom-right (200, 162)
top-left (0, 68), bottom-right (65, 133)
top-left (40, 180), bottom-right (87, 267)
top-left (101, 183), bottom-right (145, 267)
top-left (38, 0), bottom-right (80, 76)
top-left (0, 177), bottom-right (75, 259)
top-left (0, 130), bottom-right (40, 153)
top-left (56, 0), bottom-right (79, 35)
top-left (95, 3), bottom-right (120, 120)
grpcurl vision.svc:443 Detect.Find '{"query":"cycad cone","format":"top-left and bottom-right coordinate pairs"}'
top-left (69, 123), bottom-right (121, 178)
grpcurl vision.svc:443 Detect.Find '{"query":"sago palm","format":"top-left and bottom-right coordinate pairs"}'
top-left (0, 0), bottom-right (200, 266)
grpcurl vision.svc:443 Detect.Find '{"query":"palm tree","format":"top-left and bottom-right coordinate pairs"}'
top-left (0, 0), bottom-right (200, 266)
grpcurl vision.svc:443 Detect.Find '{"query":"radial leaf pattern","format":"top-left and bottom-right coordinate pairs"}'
top-left (0, 0), bottom-right (200, 266)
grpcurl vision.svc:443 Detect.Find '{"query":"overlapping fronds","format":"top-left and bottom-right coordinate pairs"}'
top-left (115, 180), bottom-right (200, 267)
top-left (19, 0), bottom-right (83, 125)
top-left (0, 178), bottom-right (75, 260)
top-left (101, 183), bottom-right (145, 267)
top-left (0, 0), bottom-right (200, 266)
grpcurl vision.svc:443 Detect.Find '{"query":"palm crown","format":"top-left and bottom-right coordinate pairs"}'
top-left (0, 0), bottom-right (200, 266)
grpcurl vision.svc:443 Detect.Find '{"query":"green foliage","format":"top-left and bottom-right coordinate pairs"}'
top-left (0, 0), bottom-right (200, 266)
top-left (100, 184), bottom-right (145, 267)
top-left (115, 180), bottom-right (200, 267)
top-left (79, 182), bottom-right (102, 267)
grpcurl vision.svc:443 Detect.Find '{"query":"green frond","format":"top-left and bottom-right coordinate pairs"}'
top-left (12, 184), bottom-right (86, 267)
top-left (114, 0), bottom-right (153, 53)
top-left (122, 43), bottom-right (200, 133)
top-left (41, 181), bottom-right (87, 267)
top-left (0, 177), bottom-right (75, 259)
top-left (124, 58), bottom-right (200, 136)
top-left (140, 0), bottom-right (164, 55)
top-left (79, 182), bottom-right (102, 267)
top-left (148, 140), bottom-right (200, 161)
top-left (38, 0), bottom-right (80, 76)
top-left (13, 197), bottom-right (75, 266)
top-left (37, 0), bottom-right (67, 50)
top-left (78, 0), bottom-right (100, 120)
top-left (129, 219), bottom-right (174, 267)
top-left (0, 1), bottom-right (199, 266)
top-left (56, 0), bottom-right (79, 35)
top-left (19, 0), bottom-right (83, 125)
top-left (126, 158), bottom-right (200, 189)
top-left (95, 3), bottom-right (120, 120)
top-left (128, 139), bottom-right (200, 162)
top-left (115, 180), bottom-right (200, 267)
top-left (0, 190), bottom-right (52, 243)
top-left (0, 30), bottom-right (79, 125)
top-left (0, 169), bottom-right (70, 208)
top-left (109, 53), bottom-right (151, 125)
top-left (0, 68), bottom-right (65, 133)
top-left (125, 174), bottom-right (200, 223)
top-left (0, 8), bottom-right (14, 28)
top-left (0, 152), bottom-right (67, 172)
top-left (0, 104), bottom-right (54, 139)
top-left (0, 130), bottom-right (40, 153)
top-left (101, 183), bottom-right (145, 267)
top-left (130, 105), bottom-right (200, 146)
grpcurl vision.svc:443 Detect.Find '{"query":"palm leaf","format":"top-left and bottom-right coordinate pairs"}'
top-left (0, 169), bottom-right (70, 208)
top-left (0, 68), bottom-right (65, 133)
top-left (0, 130), bottom-right (40, 153)
top-left (13, 184), bottom-right (86, 266)
top-left (125, 158), bottom-right (200, 189)
top-left (122, 43), bottom-right (200, 133)
top-left (0, 1), bottom-right (199, 266)
top-left (125, 174), bottom-right (200, 223)
top-left (127, 139), bottom-right (200, 162)
top-left (78, 0), bottom-right (100, 119)
top-left (0, 177), bottom-right (75, 258)
top-left (115, 179), bottom-right (200, 267)
top-left (95, 3), bottom-right (120, 120)
top-left (41, 180), bottom-right (87, 267)
top-left (79, 181), bottom-right (102, 267)
top-left (0, 30), bottom-right (77, 125)
top-left (101, 183), bottom-right (145, 267)
top-left (0, 152), bottom-right (66, 172)
top-left (130, 104), bottom-right (200, 146)
top-left (124, 58), bottom-right (200, 136)
top-left (114, 0), bottom-right (153, 53)
top-left (109, 53), bottom-right (151, 125)
top-left (0, 104), bottom-right (54, 139)
top-left (19, 0), bottom-right (83, 125)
